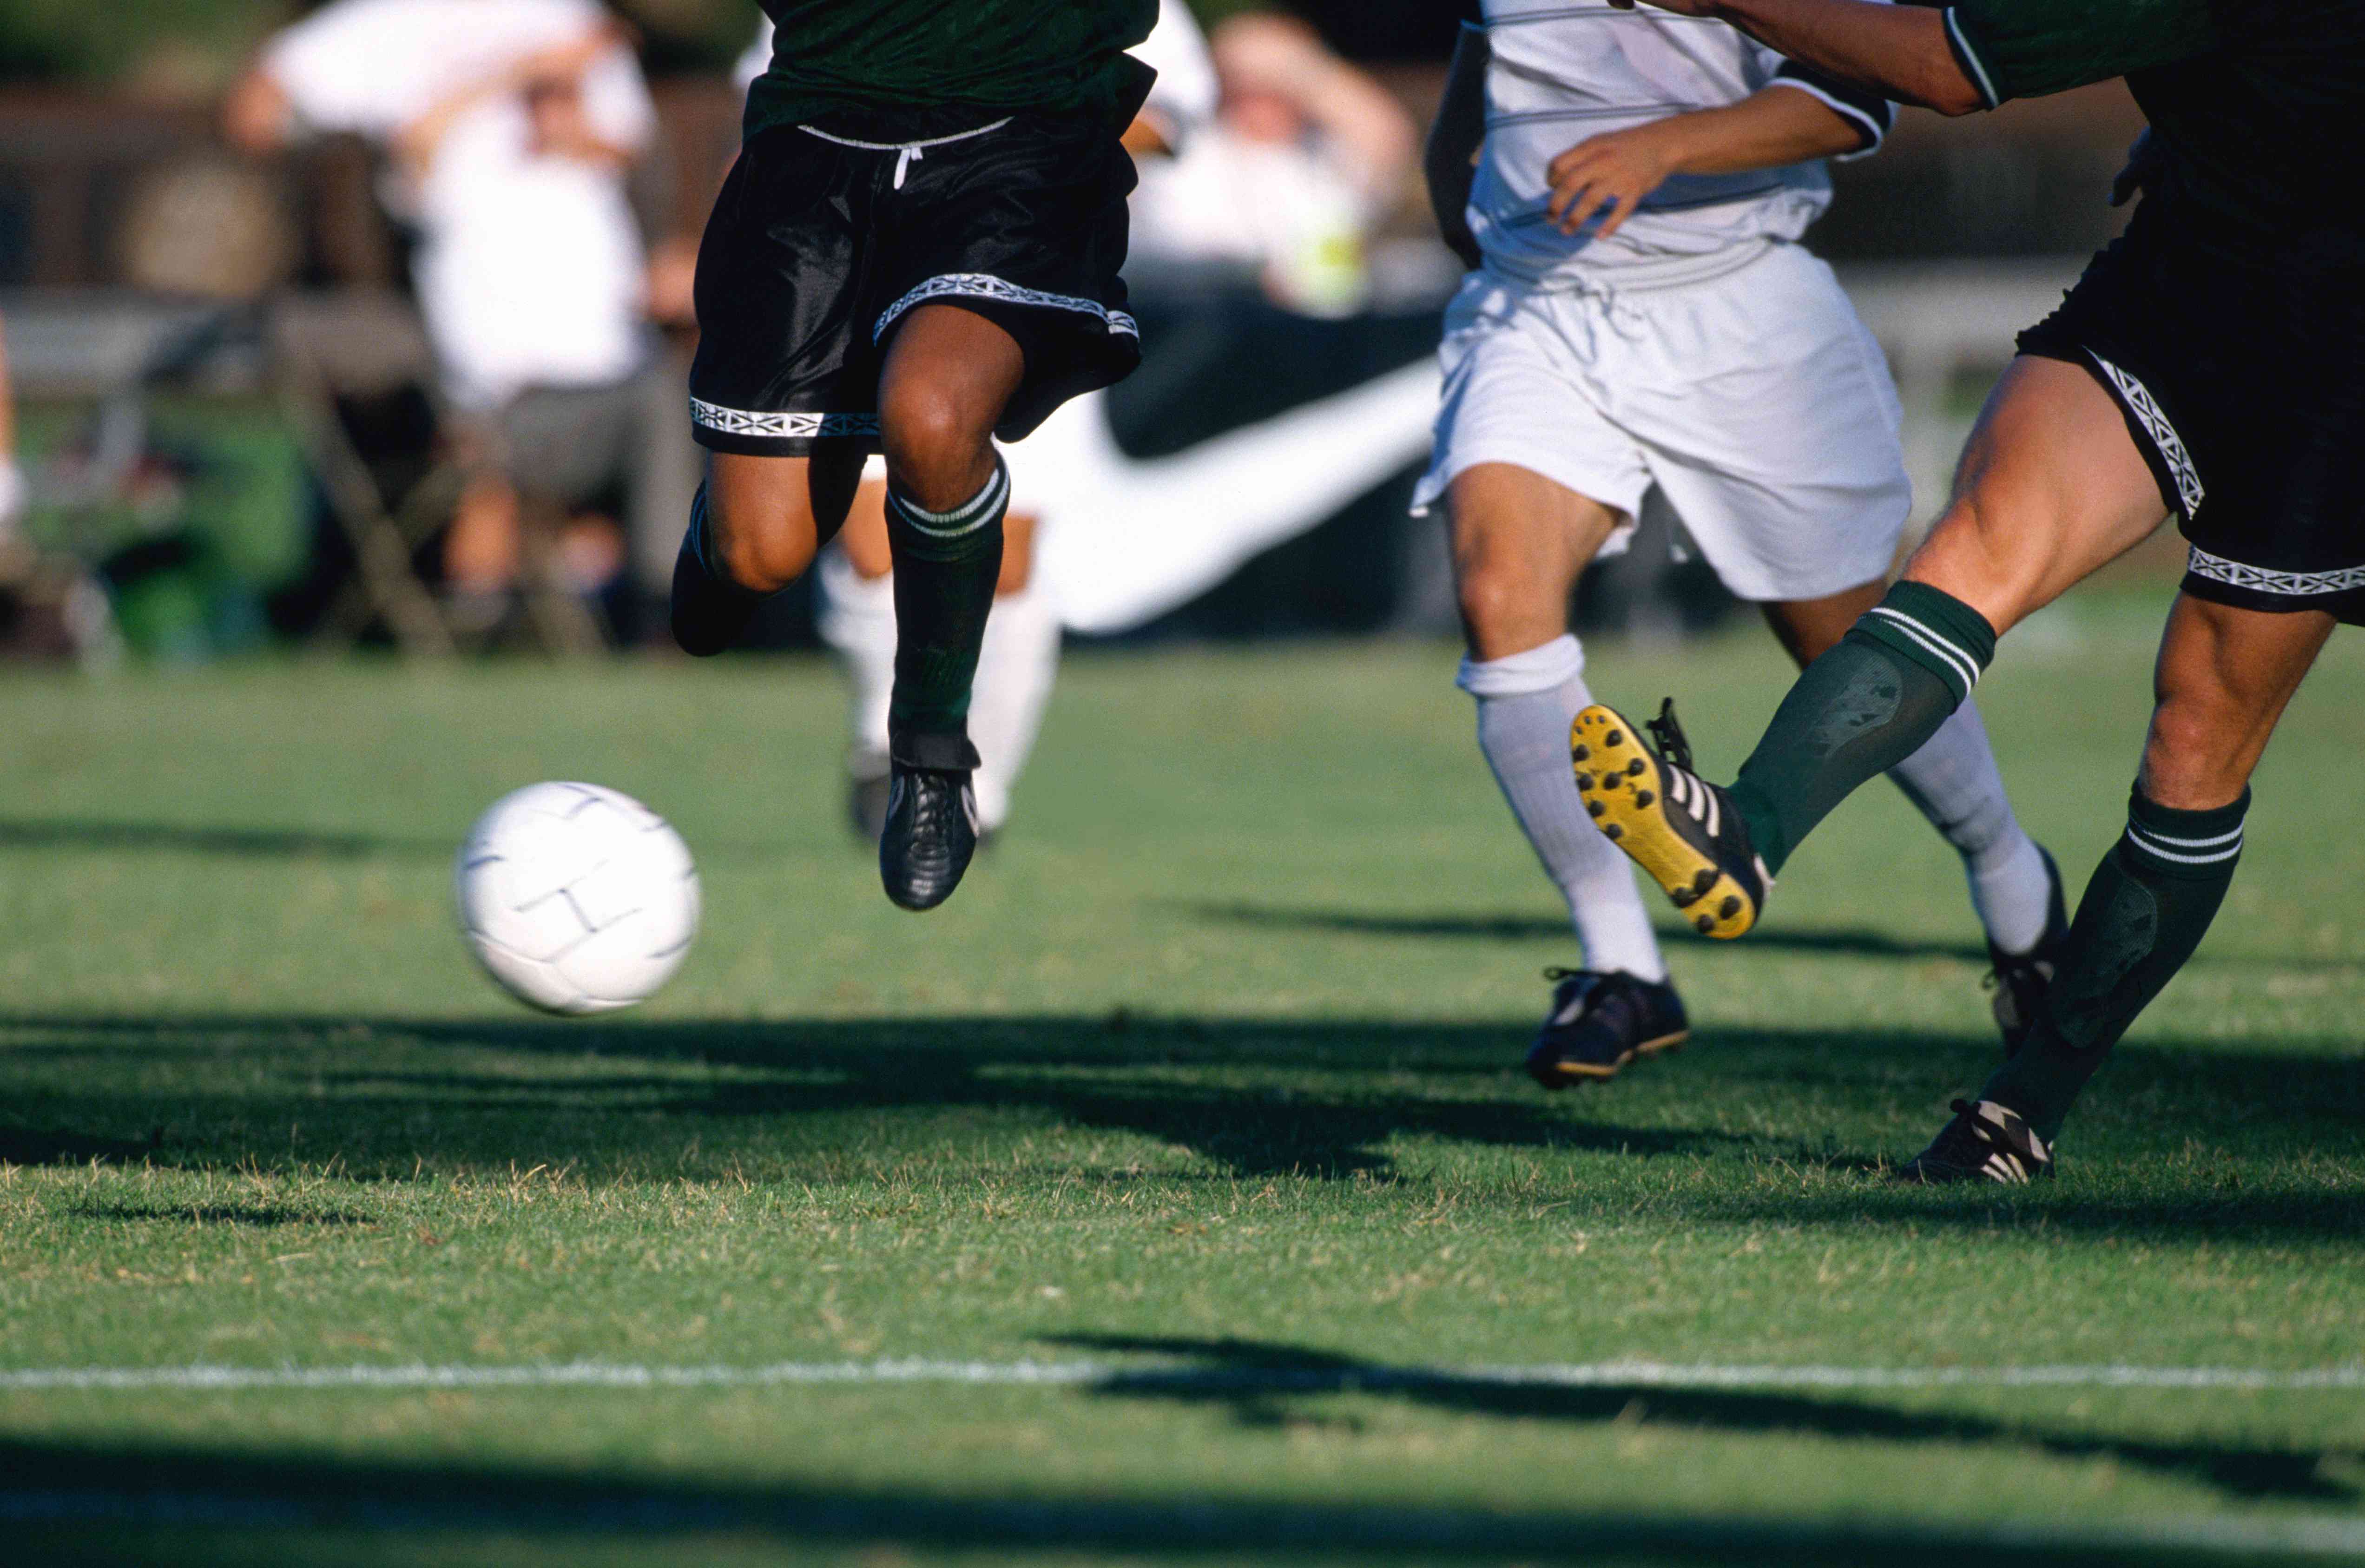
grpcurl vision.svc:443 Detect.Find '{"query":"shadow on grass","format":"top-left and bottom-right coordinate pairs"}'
top-left (1047, 1333), bottom-right (2361, 1507)
top-left (0, 1432), bottom-right (2329, 1566)
top-left (2, 1012), bottom-right (2359, 1239)
top-left (1181, 900), bottom-right (1994, 963)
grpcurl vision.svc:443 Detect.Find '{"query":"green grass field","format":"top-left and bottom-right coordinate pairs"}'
top-left (4, 588), bottom-right (2363, 1566)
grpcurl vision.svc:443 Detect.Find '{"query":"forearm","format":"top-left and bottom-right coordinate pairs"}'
top-left (1648, 84), bottom-right (1868, 175)
top-left (1424, 25), bottom-right (1489, 262)
top-left (1704, 0), bottom-right (1981, 115)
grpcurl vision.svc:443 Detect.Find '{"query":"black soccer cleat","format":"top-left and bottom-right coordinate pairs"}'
top-left (878, 731), bottom-right (982, 912)
top-left (1524, 968), bottom-right (1689, 1088)
top-left (1986, 845), bottom-right (2070, 1058)
top-left (1572, 698), bottom-right (1770, 940)
top-left (1894, 1098), bottom-right (2055, 1185)
top-left (670, 486), bottom-right (766, 658)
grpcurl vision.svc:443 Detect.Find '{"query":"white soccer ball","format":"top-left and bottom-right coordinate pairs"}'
top-left (454, 782), bottom-right (699, 1015)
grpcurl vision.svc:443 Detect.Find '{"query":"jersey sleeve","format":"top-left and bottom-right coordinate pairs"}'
top-left (264, 3), bottom-right (408, 136)
top-left (1768, 58), bottom-right (1896, 155)
top-left (580, 41), bottom-right (657, 153)
top-left (1943, 0), bottom-right (2221, 107)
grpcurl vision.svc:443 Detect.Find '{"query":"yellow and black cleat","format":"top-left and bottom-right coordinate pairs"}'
top-left (1571, 699), bottom-right (1768, 940)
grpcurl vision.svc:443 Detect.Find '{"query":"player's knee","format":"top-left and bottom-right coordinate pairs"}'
top-left (710, 508), bottom-right (810, 594)
top-left (1455, 559), bottom-right (1542, 645)
top-left (879, 383), bottom-right (993, 508)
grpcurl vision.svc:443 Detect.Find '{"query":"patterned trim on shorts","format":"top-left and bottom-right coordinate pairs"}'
top-left (689, 399), bottom-right (880, 440)
top-left (2186, 547), bottom-right (2365, 599)
top-left (872, 272), bottom-right (1140, 345)
top-left (2087, 349), bottom-right (2203, 517)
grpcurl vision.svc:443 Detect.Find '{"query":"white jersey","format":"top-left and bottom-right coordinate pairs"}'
top-left (1469, 0), bottom-right (1891, 287)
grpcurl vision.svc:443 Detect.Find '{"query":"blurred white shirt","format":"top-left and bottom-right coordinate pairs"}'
top-left (265, 0), bottom-right (656, 409)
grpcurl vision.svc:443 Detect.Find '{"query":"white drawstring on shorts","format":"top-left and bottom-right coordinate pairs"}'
top-left (798, 118), bottom-right (1012, 189)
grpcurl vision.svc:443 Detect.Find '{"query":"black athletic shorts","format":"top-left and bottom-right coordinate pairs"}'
top-left (687, 96), bottom-right (1145, 460)
top-left (2016, 201), bottom-right (2365, 622)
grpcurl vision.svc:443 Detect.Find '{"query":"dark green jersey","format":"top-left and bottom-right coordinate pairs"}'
top-left (746, 0), bottom-right (1158, 141)
top-left (1944, 0), bottom-right (2365, 268)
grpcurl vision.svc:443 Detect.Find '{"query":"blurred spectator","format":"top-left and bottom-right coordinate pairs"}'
top-left (1128, 12), bottom-right (1414, 315)
top-left (0, 313), bottom-right (22, 564)
top-left (224, 0), bottom-right (698, 628)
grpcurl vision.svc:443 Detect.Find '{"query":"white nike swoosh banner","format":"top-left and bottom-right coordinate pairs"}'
top-left (1028, 362), bottom-right (1441, 634)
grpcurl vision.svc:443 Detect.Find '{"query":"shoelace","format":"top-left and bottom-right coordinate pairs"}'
top-left (1645, 697), bottom-right (1695, 775)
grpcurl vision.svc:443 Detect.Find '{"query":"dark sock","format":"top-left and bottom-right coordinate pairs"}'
top-left (885, 456), bottom-right (1008, 750)
top-left (1980, 784), bottom-right (2247, 1142)
top-left (670, 483), bottom-right (766, 658)
top-left (1728, 581), bottom-right (1996, 875)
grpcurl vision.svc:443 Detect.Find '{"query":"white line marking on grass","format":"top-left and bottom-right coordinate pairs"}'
top-left (4, 1358), bottom-right (2364, 1393)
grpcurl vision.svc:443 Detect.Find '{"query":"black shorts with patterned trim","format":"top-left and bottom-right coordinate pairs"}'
top-left (2016, 200), bottom-right (2365, 623)
top-left (687, 97), bottom-right (1145, 459)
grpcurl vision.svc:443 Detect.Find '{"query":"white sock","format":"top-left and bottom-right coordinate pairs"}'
top-left (1886, 699), bottom-right (2053, 954)
top-left (1459, 635), bottom-right (1667, 983)
top-left (815, 547), bottom-right (895, 775)
top-left (968, 572), bottom-right (1061, 832)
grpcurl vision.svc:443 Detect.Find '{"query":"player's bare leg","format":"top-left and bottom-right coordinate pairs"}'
top-left (1449, 462), bottom-right (1686, 1085)
top-left (1579, 356), bottom-right (2166, 935)
top-left (869, 303), bottom-right (1027, 910)
top-left (670, 448), bottom-right (864, 656)
top-left (823, 491), bottom-right (1048, 843)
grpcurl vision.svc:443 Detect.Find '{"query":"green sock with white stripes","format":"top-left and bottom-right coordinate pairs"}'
top-left (1979, 785), bottom-right (2248, 1142)
top-left (1726, 581), bottom-right (1997, 875)
top-left (884, 456), bottom-right (1008, 746)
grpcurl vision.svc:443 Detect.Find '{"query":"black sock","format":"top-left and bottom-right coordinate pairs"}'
top-left (1980, 784), bottom-right (2248, 1142)
top-left (1728, 581), bottom-right (1996, 875)
top-left (885, 456), bottom-right (1008, 755)
top-left (671, 483), bottom-right (767, 658)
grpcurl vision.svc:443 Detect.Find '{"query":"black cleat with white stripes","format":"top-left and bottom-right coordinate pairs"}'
top-left (1894, 1098), bottom-right (2055, 1184)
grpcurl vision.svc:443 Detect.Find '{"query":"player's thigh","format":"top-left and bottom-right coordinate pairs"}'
top-left (875, 304), bottom-right (1027, 501)
top-left (707, 447), bottom-right (866, 588)
top-left (1447, 462), bottom-right (1625, 660)
top-left (1903, 356), bottom-right (2171, 635)
top-left (2140, 591), bottom-right (2336, 809)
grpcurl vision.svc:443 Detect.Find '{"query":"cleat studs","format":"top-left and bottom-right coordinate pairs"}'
top-left (1694, 914), bottom-right (1715, 934)
top-left (1670, 887), bottom-right (1696, 908)
top-left (1603, 824), bottom-right (1624, 841)
top-left (1632, 790), bottom-right (1654, 808)
top-left (1692, 869), bottom-right (1717, 894)
top-left (1586, 800), bottom-right (1605, 818)
top-left (1626, 758), bottom-right (1646, 777)
top-left (1574, 772), bottom-right (1594, 790)
top-left (1605, 730), bottom-right (1624, 746)
top-left (1717, 896), bottom-right (1740, 919)
top-left (1572, 744), bottom-right (1590, 762)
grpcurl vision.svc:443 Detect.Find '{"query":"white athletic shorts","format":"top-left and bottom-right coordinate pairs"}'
top-left (1413, 243), bottom-right (1910, 604)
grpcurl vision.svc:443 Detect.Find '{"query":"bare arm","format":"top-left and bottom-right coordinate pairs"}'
top-left (222, 66), bottom-right (297, 153)
top-left (1423, 24), bottom-right (1489, 268)
top-left (393, 22), bottom-right (632, 172)
top-left (1611, 0), bottom-right (1983, 115)
top-left (1545, 81), bottom-right (1869, 238)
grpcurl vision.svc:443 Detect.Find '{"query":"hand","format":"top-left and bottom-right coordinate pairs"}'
top-left (1545, 121), bottom-right (1686, 238)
